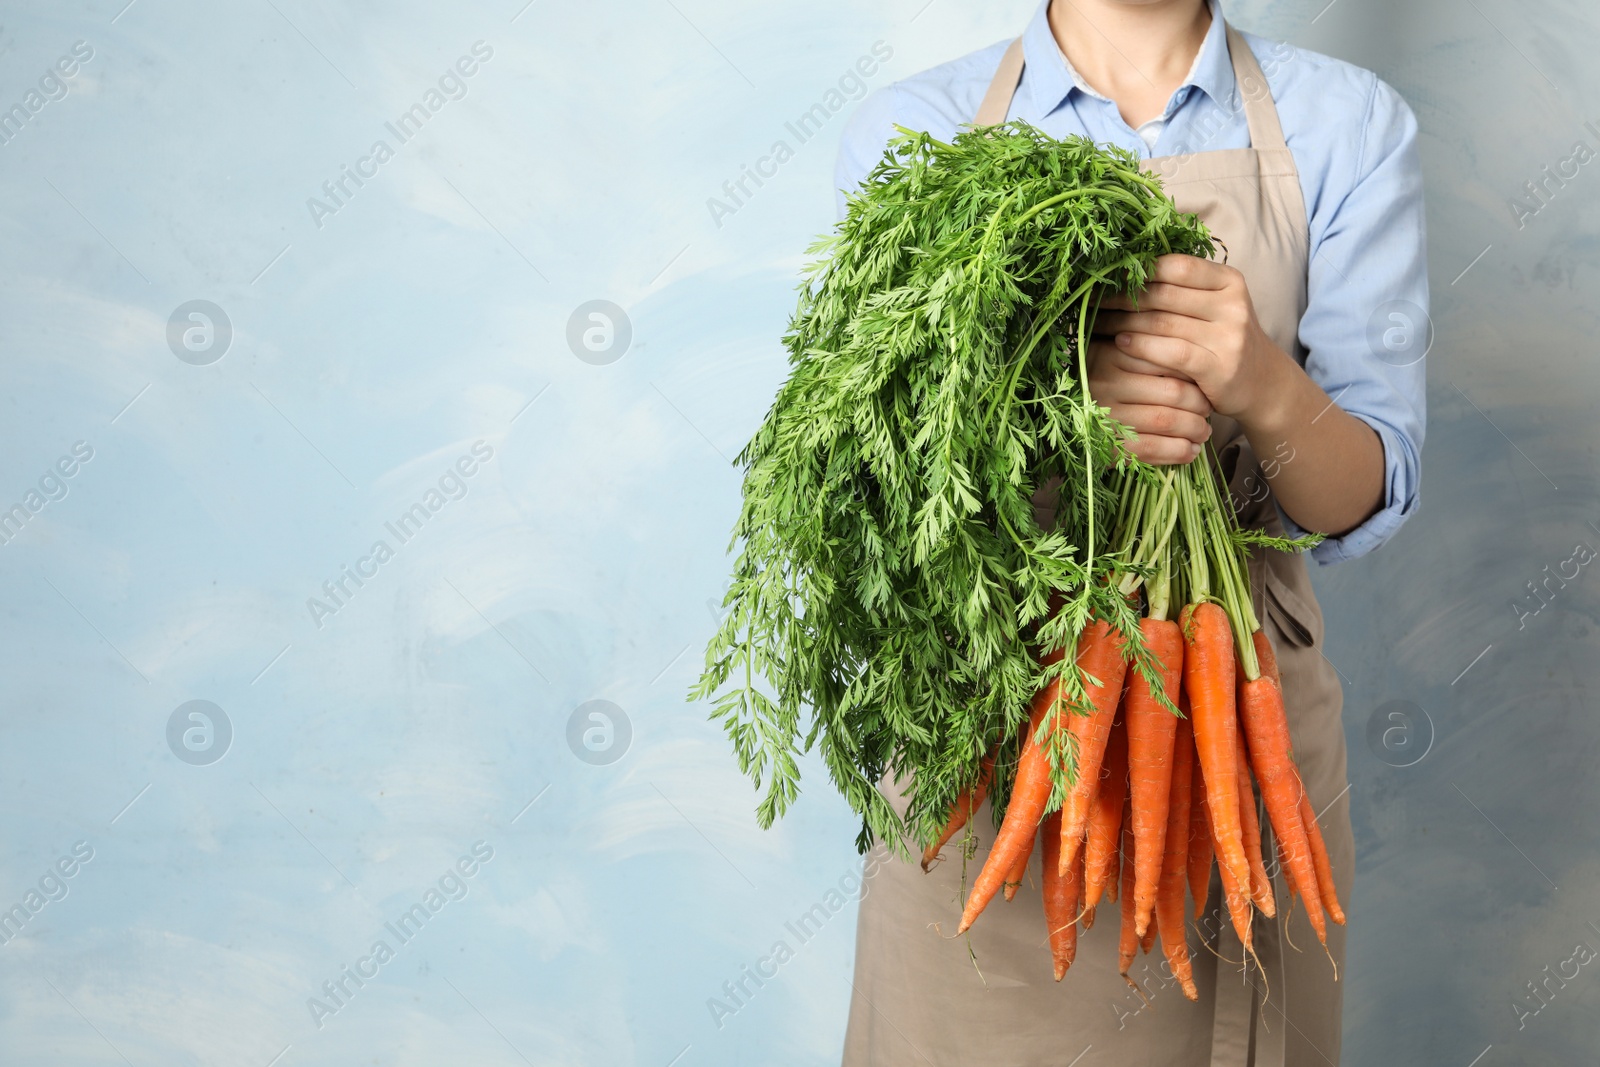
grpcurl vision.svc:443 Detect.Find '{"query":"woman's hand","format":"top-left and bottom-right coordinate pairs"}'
top-left (1091, 252), bottom-right (1388, 537)
top-left (1094, 254), bottom-right (1288, 426)
top-left (1086, 340), bottom-right (1213, 465)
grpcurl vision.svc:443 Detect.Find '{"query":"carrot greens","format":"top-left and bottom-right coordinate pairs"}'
top-left (690, 122), bottom-right (1349, 986)
top-left (690, 123), bottom-right (1212, 854)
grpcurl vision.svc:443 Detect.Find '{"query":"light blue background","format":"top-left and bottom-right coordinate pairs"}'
top-left (0, 1), bottom-right (1595, 1064)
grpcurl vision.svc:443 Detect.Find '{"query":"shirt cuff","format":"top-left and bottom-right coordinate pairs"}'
top-left (1274, 417), bottom-right (1419, 565)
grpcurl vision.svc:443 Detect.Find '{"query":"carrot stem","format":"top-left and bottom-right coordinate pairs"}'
top-left (1146, 471), bottom-right (1180, 622)
top-left (1193, 451), bottom-right (1261, 680)
top-left (1076, 291), bottom-right (1102, 579)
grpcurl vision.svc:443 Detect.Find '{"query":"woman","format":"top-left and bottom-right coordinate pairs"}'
top-left (833, 1), bottom-right (1426, 1063)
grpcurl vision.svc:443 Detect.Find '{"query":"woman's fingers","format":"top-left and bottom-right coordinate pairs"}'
top-left (1088, 340), bottom-right (1201, 388)
top-left (1087, 343), bottom-right (1212, 416)
top-left (1087, 340), bottom-right (1213, 463)
top-left (1106, 403), bottom-right (1213, 447)
top-left (1109, 329), bottom-right (1199, 377)
top-left (1095, 367), bottom-right (1212, 417)
top-left (1117, 431), bottom-right (1203, 466)
top-left (1099, 280), bottom-right (1209, 317)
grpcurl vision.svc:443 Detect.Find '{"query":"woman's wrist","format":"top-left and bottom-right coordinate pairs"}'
top-left (1230, 343), bottom-right (1387, 536)
top-left (1232, 336), bottom-right (1305, 443)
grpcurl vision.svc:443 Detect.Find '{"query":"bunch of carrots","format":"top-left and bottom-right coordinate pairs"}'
top-left (921, 458), bottom-right (1344, 993)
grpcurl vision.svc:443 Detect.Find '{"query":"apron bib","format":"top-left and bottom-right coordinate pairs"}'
top-left (842, 23), bottom-right (1353, 1067)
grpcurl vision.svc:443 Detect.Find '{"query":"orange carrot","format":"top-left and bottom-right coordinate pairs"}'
top-left (1093, 793), bottom-right (1128, 923)
top-left (1207, 795), bottom-right (1252, 952)
top-left (1137, 818), bottom-right (1157, 955)
top-left (1103, 826), bottom-right (1121, 904)
top-left (1236, 731), bottom-right (1276, 918)
top-left (1003, 831), bottom-right (1035, 901)
top-left (1082, 718), bottom-right (1129, 910)
top-left (1298, 779), bottom-right (1346, 926)
top-left (1126, 617), bottom-right (1183, 937)
top-left (1040, 809), bottom-right (1082, 980)
top-left (1118, 817), bottom-right (1139, 978)
top-left (1105, 794), bottom-right (1128, 904)
top-left (1238, 630), bottom-right (1331, 942)
top-left (1253, 621), bottom-right (1281, 681)
top-left (1186, 737), bottom-right (1213, 920)
top-left (920, 751), bottom-right (996, 871)
top-left (957, 642), bottom-right (1069, 933)
top-left (1252, 632), bottom-right (1346, 929)
top-left (1156, 714), bottom-right (1198, 1000)
top-left (1252, 633), bottom-right (1295, 911)
top-left (1181, 602), bottom-right (1252, 944)
top-left (1055, 622), bottom-right (1131, 877)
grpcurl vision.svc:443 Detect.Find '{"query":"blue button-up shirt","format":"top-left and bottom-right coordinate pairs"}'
top-left (834, 0), bottom-right (1427, 563)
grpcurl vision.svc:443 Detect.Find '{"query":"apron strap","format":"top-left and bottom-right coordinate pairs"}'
top-left (1223, 24), bottom-right (1288, 151)
top-left (974, 37), bottom-right (1025, 127)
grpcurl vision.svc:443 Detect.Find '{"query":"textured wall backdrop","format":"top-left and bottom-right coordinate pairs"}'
top-left (0, 0), bottom-right (1594, 1064)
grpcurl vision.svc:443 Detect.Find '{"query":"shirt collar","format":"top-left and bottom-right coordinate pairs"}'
top-left (1020, 0), bottom-right (1235, 120)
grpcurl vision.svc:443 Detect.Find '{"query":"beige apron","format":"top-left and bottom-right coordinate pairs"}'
top-left (842, 24), bottom-right (1353, 1067)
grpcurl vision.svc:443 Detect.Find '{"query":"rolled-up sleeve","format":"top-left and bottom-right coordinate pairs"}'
top-left (1282, 74), bottom-right (1428, 564)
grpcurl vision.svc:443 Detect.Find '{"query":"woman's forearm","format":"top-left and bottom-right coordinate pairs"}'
top-left (1236, 346), bottom-right (1387, 537)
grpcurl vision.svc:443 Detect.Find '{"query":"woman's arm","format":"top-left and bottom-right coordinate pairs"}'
top-left (1091, 72), bottom-right (1426, 556)
top-left (1092, 255), bottom-right (1386, 537)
